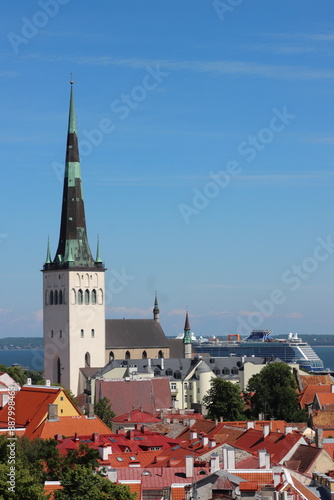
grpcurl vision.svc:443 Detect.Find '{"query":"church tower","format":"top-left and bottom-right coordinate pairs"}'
top-left (183, 311), bottom-right (192, 359)
top-left (43, 82), bottom-right (106, 395)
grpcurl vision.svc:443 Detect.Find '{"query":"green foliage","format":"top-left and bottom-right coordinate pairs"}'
top-left (246, 362), bottom-right (304, 422)
top-left (94, 397), bottom-right (115, 428)
top-left (203, 378), bottom-right (246, 421)
top-left (55, 465), bottom-right (137, 500)
top-left (64, 443), bottom-right (100, 470)
top-left (0, 364), bottom-right (43, 387)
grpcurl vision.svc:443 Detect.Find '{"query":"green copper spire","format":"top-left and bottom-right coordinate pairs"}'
top-left (183, 311), bottom-right (192, 344)
top-left (45, 81), bottom-right (100, 270)
top-left (45, 236), bottom-right (51, 265)
top-left (95, 235), bottom-right (103, 265)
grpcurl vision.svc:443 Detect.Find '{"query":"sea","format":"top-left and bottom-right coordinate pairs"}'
top-left (0, 346), bottom-right (333, 373)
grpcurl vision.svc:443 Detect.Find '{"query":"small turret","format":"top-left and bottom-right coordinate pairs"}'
top-left (153, 293), bottom-right (160, 322)
top-left (183, 311), bottom-right (192, 359)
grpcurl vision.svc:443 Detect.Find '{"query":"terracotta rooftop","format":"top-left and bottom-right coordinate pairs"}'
top-left (316, 393), bottom-right (334, 408)
top-left (284, 444), bottom-right (322, 474)
top-left (28, 415), bottom-right (112, 439)
top-left (299, 384), bottom-right (332, 407)
top-left (95, 378), bottom-right (171, 416)
top-left (312, 410), bottom-right (334, 429)
top-left (112, 409), bottom-right (161, 424)
top-left (299, 375), bottom-right (333, 390)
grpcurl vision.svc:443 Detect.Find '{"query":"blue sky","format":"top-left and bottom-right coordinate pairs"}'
top-left (1, 0), bottom-right (334, 339)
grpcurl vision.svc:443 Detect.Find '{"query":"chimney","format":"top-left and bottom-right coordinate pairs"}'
top-left (210, 453), bottom-right (220, 473)
top-left (273, 466), bottom-right (282, 487)
top-left (263, 424), bottom-right (270, 438)
top-left (93, 432), bottom-right (99, 444)
top-left (148, 359), bottom-right (151, 367)
top-left (247, 421), bottom-right (255, 429)
top-left (55, 434), bottom-right (62, 441)
top-left (209, 439), bottom-right (216, 448)
top-left (48, 404), bottom-right (59, 421)
top-left (315, 428), bottom-right (323, 448)
top-left (99, 444), bottom-right (112, 461)
top-left (201, 433), bottom-right (209, 447)
top-left (86, 403), bottom-right (95, 418)
top-left (185, 455), bottom-right (193, 479)
top-left (27, 378), bottom-right (32, 385)
top-left (190, 429), bottom-right (198, 440)
top-left (74, 432), bottom-right (79, 441)
top-left (258, 449), bottom-right (270, 468)
top-left (46, 380), bottom-right (51, 387)
top-left (161, 358), bottom-right (164, 370)
top-left (223, 447), bottom-right (235, 469)
top-left (107, 468), bottom-right (117, 482)
top-left (284, 426), bottom-right (293, 435)
top-left (331, 385), bottom-right (334, 394)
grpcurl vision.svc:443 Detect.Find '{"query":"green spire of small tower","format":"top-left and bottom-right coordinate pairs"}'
top-left (95, 235), bottom-right (103, 267)
top-left (183, 310), bottom-right (192, 359)
top-left (45, 236), bottom-right (51, 266)
top-left (183, 311), bottom-right (192, 344)
top-left (153, 292), bottom-right (160, 322)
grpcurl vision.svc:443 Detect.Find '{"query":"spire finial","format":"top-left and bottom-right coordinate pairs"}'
top-left (153, 292), bottom-right (160, 322)
top-left (70, 73), bottom-right (74, 85)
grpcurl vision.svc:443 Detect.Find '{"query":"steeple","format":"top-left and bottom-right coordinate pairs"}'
top-left (45, 82), bottom-right (100, 270)
top-left (153, 292), bottom-right (160, 322)
top-left (183, 310), bottom-right (192, 359)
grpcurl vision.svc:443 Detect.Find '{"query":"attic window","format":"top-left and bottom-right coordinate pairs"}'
top-left (130, 456), bottom-right (136, 460)
top-left (116, 457), bottom-right (123, 462)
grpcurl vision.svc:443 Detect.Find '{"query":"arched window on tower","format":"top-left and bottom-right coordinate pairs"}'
top-left (158, 350), bottom-right (163, 359)
top-left (85, 289), bottom-right (90, 305)
top-left (50, 290), bottom-right (54, 305)
top-left (85, 352), bottom-right (91, 367)
top-left (78, 289), bottom-right (83, 305)
top-left (109, 352), bottom-right (114, 362)
top-left (125, 351), bottom-right (131, 360)
top-left (59, 290), bottom-right (63, 305)
top-left (91, 289), bottom-right (97, 305)
top-left (54, 290), bottom-right (58, 305)
top-left (91, 329), bottom-right (95, 338)
top-left (98, 288), bottom-right (103, 305)
top-left (71, 289), bottom-right (76, 305)
top-left (142, 351), bottom-right (147, 359)
top-left (45, 290), bottom-right (49, 305)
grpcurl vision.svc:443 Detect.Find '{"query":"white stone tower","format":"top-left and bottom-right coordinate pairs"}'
top-left (43, 82), bottom-right (106, 395)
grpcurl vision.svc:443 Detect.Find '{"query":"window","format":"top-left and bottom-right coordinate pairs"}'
top-left (54, 290), bottom-right (58, 305)
top-left (59, 290), bottom-right (63, 305)
top-left (91, 289), bottom-right (97, 305)
top-left (189, 383), bottom-right (192, 390)
top-left (51, 330), bottom-right (54, 338)
top-left (60, 330), bottom-right (62, 338)
top-left (184, 395), bottom-right (188, 403)
top-left (222, 368), bottom-right (230, 375)
top-left (85, 289), bottom-right (90, 305)
top-left (78, 289), bottom-right (83, 305)
top-left (171, 383), bottom-right (176, 391)
top-left (116, 457), bottom-right (123, 462)
top-left (109, 352), bottom-right (114, 362)
top-left (142, 351), bottom-right (147, 359)
top-left (81, 329), bottom-right (84, 338)
top-left (50, 290), bottom-right (54, 305)
top-left (158, 350), bottom-right (163, 358)
top-left (85, 352), bottom-right (91, 367)
top-left (166, 368), bottom-right (173, 376)
top-left (184, 382), bottom-right (188, 390)
top-left (174, 370), bottom-right (181, 380)
top-left (91, 329), bottom-right (95, 338)
top-left (231, 368), bottom-right (239, 375)
top-left (125, 351), bottom-right (131, 360)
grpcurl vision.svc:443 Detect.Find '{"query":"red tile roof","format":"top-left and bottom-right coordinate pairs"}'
top-left (299, 385), bottom-right (332, 407)
top-left (233, 428), bottom-right (304, 463)
top-left (316, 393), bottom-right (334, 408)
top-left (95, 378), bottom-right (172, 416)
top-left (284, 444), bottom-right (322, 474)
top-left (28, 415), bottom-right (112, 439)
top-left (113, 409), bottom-right (161, 424)
top-left (299, 375), bottom-right (333, 389)
top-left (312, 410), bottom-right (334, 429)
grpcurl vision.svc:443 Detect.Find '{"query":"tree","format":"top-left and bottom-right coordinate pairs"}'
top-left (203, 378), bottom-right (246, 421)
top-left (94, 397), bottom-right (115, 428)
top-left (55, 465), bottom-right (137, 500)
top-left (246, 362), bottom-right (305, 422)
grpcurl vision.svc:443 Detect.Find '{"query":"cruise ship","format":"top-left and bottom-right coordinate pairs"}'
top-left (192, 330), bottom-right (325, 372)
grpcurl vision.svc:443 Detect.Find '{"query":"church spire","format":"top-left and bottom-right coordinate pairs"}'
top-left (183, 310), bottom-right (192, 359)
top-left (153, 292), bottom-right (160, 322)
top-left (45, 81), bottom-right (97, 270)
